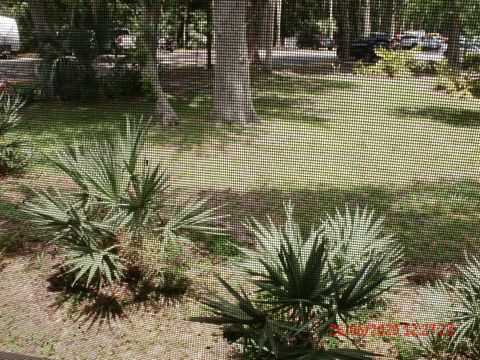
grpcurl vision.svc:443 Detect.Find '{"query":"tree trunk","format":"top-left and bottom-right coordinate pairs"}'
top-left (382, 0), bottom-right (395, 37)
top-left (182, 3), bottom-right (189, 48)
top-left (275, 0), bottom-right (282, 47)
top-left (173, 0), bottom-right (179, 46)
top-left (211, 0), bottom-right (260, 126)
top-left (27, 0), bottom-right (49, 35)
top-left (247, 0), bottom-right (261, 65)
top-left (363, 0), bottom-right (371, 37)
top-left (27, 0), bottom-right (55, 98)
top-left (140, 1), bottom-right (179, 126)
top-left (336, 0), bottom-right (350, 63)
top-left (329, 0), bottom-right (334, 40)
top-left (206, 0), bottom-right (213, 69)
top-left (445, 1), bottom-right (462, 69)
top-left (261, 0), bottom-right (275, 72)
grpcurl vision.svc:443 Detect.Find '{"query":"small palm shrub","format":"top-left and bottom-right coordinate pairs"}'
top-left (434, 62), bottom-right (474, 98)
top-left (464, 53), bottom-right (480, 72)
top-left (0, 93), bottom-right (32, 176)
top-left (373, 48), bottom-right (417, 78)
top-left (415, 254), bottom-right (480, 358)
top-left (25, 117), bottom-right (225, 290)
top-left (407, 60), bottom-right (438, 76)
top-left (192, 203), bottom-right (404, 359)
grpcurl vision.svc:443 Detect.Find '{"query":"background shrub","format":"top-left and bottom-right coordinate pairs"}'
top-left (100, 61), bottom-right (143, 99)
top-left (464, 53), bottom-right (480, 72)
top-left (373, 48), bottom-right (417, 78)
top-left (407, 60), bottom-right (438, 76)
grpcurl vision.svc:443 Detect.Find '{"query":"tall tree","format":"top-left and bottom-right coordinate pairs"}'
top-left (206, 0), bottom-right (213, 69)
top-left (26, 0), bottom-right (58, 98)
top-left (139, 0), bottom-right (179, 125)
top-left (211, 0), bottom-right (260, 125)
top-left (261, 0), bottom-right (275, 72)
top-left (247, 0), bottom-right (261, 64)
top-left (329, 0), bottom-right (334, 40)
top-left (275, 0), bottom-right (282, 47)
top-left (363, 0), bottom-right (371, 37)
top-left (445, 0), bottom-right (463, 69)
top-left (336, 0), bottom-right (350, 62)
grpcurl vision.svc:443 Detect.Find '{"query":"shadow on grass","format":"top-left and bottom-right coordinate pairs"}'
top-left (204, 178), bottom-right (480, 283)
top-left (13, 70), bottom-right (357, 154)
top-left (397, 106), bottom-right (480, 127)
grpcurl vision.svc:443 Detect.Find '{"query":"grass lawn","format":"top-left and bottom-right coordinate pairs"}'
top-left (1, 69), bottom-right (480, 358)
top-left (5, 70), bottom-right (480, 269)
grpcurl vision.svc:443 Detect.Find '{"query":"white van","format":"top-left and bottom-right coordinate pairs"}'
top-left (0, 16), bottom-right (21, 53)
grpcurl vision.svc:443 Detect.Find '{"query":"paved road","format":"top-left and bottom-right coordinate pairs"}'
top-left (0, 49), bottom-right (446, 81)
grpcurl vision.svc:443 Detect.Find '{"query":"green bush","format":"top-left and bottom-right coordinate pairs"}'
top-left (467, 74), bottom-right (480, 98)
top-left (464, 53), bottom-right (480, 72)
top-left (25, 117), bottom-right (226, 290)
top-left (435, 63), bottom-right (477, 98)
top-left (192, 203), bottom-right (403, 359)
top-left (0, 94), bottom-right (32, 176)
top-left (373, 48), bottom-right (417, 78)
top-left (407, 60), bottom-right (438, 76)
top-left (354, 49), bottom-right (419, 78)
top-left (100, 62), bottom-right (143, 99)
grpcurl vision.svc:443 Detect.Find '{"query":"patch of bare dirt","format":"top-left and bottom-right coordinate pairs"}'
top-left (0, 255), bottom-right (234, 360)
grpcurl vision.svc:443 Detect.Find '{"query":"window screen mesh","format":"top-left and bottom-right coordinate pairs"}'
top-left (1, 0), bottom-right (480, 359)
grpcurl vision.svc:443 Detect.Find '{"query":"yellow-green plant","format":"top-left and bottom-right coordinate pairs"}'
top-left (373, 48), bottom-right (417, 78)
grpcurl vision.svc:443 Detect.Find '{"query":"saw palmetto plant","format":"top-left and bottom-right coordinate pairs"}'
top-left (0, 93), bottom-right (32, 176)
top-left (24, 117), bottom-right (226, 289)
top-left (416, 254), bottom-right (480, 358)
top-left (192, 203), bottom-right (404, 359)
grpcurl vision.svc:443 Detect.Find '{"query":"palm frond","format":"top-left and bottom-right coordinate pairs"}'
top-left (158, 197), bottom-right (227, 247)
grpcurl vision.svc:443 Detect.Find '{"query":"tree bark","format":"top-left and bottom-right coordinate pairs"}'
top-left (382, 0), bottom-right (395, 37)
top-left (275, 0), bottom-right (282, 48)
top-left (182, 3), bottom-right (189, 48)
top-left (336, 0), bottom-right (350, 63)
top-left (445, 1), bottom-right (462, 69)
top-left (363, 0), bottom-right (371, 37)
top-left (329, 0), bottom-right (334, 40)
top-left (206, 0), bottom-right (213, 69)
top-left (27, 0), bottom-right (55, 98)
top-left (247, 0), bottom-right (261, 65)
top-left (261, 0), bottom-right (275, 72)
top-left (211, 0), bottom-right (260, 126)
top-left (27, 0), bottom-right (49, 35)
top-left (140, 1), bottom-right (179, 126)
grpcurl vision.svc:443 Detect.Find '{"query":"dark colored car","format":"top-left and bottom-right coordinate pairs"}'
top-left (350, 36), bottom-right (390, 62)
top-left (400, 35), bottom-right (420, 50)
top-left (297, 34), bottom-right (335, 50)
top-left (159, 37), bottom-right (175, 52)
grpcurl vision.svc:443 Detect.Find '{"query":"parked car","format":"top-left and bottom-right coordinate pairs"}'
top-left (158, 37), bottom-right (175, 52)
top-left (400, 35), bottom-right (421, 50)
top-left (296, 34), bottom-right (335, 50)
top-left (115, 29), bottom-right (136, 51)
top-left (0, 16), bottom-right (21, 55)
top-left (350, 35), bottom-right (390, 62)
top-left (420, 36), bottom-right (445, 51)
